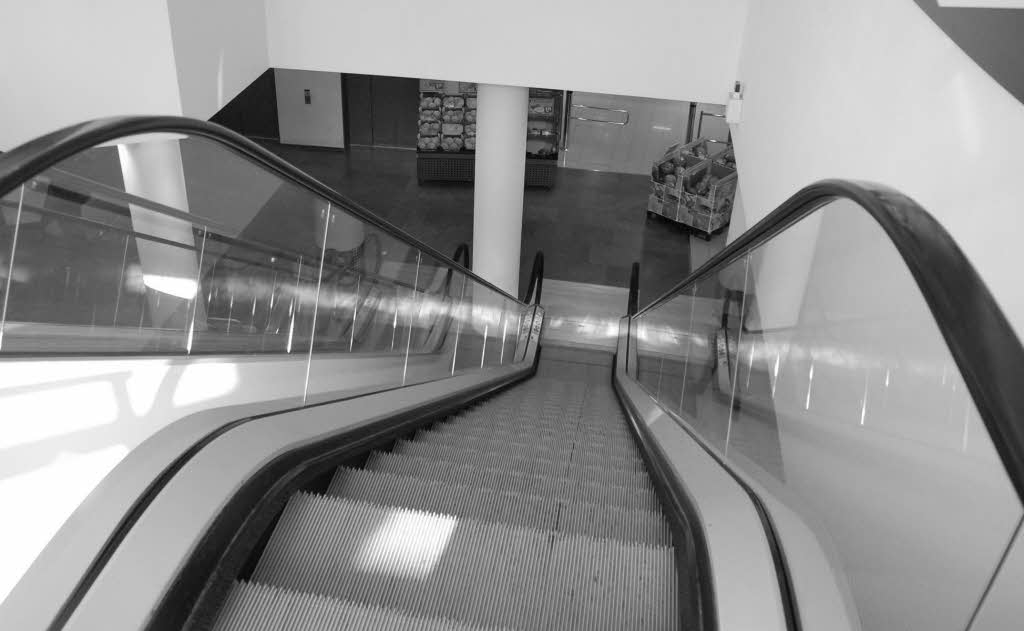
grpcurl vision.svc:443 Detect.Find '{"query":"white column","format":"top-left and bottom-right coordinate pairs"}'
top-left (118, 139), bottom-right (203, 331)
top-left (472, 84), bottom-right (529, 297)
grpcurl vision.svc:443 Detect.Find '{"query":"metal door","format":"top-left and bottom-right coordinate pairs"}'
top-left (561, 92), bottom-right (691, 175)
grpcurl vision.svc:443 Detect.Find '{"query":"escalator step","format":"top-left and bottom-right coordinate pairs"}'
top-left (543, 533), bottom-right (679, 630)
top-left (422, 423), bottom-right (638, 456)
top-left (328, 467), bottom-right (671, 545)
top-left (412, 429), bottom-right (646, 472)
top-left (213, 581), bottom-right (501, 630)
top-left (328, 466), bottom-right (558, 531)
top-left (438, 419), bottom-right (634, 443)
top-left (364, 451), bottom-right (660, 511)
top-left (391, 440), bottom-right (651, 488)
top-left (429, 423), bottom-right (638, 455)
top-left (558, 500), bottom-right (672, 546)
top-left (251, 493), bottom-right (678, 630)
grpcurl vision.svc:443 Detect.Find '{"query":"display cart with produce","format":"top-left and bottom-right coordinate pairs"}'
top-left (647, 137), bottom-right (737, 240)
top-left (416, 81), bottom-right (560, 188)
top-left (714, 145), bottom-right (736, 169)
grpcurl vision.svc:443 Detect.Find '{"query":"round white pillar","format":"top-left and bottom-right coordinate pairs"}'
top-left (118, 139), bottom-right (203, 331)
top-left (472, 84), bottom-right (529, 297)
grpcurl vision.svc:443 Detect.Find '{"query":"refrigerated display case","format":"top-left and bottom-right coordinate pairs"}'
top-left (416, 81), bottom-right (561, 188)
top-left (525, 89), bottom-right (559, 188)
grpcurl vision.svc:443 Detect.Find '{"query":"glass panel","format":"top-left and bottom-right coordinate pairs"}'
top-left (0, 173), bottom-right (205, 354)
top-left (732, 203), bottom-right (1020, 630)
top-left (0, 185), bottom-right (26, 347)
top-left (406, 250), bottom-right (449, 355)
top-left (631, 198), bottom-right (1021, 631)
top-left (403, 253), bottom-right (468, 385)
top-left (309, 207), bottom-right (369, 354)
top-left (340, 227), bottom-right (407, 356)
top-left (686, 255), bottom-right (746, 454)
top-left (435, 269), bottom-right (470, 368)
top-left (0, 128), bottom-right (533, 608)
top-left (192, 233), bottom-right (290, 354)
top-left (635, 258), bottom-right (746, 453)
top-left (650, 288), bottom-right (697, 415)
top-left (633, 306), bottom-right (667, 396)
top-left (497, 299), bottom-right (523, 366)
top-left (453, 282), bottom-right (489, 373)
top-left (481, 296), bottom-right (508, 369)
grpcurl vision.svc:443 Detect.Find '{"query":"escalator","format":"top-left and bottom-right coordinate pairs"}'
top-left (1, 118), bottom-right (1023, 631)
top-left (214, 349), bottom-right (677, 630)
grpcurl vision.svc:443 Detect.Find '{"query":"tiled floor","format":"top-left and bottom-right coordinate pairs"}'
top-left (254, 142), bottom-right (704, 306)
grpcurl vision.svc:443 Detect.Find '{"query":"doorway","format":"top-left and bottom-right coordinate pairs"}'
top-left (561, 92), bottom-right (692, 175)
top-left (343, 74), bottom-right (419, 149)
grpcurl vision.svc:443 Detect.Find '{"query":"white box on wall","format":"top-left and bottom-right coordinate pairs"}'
top-left (275, 69), bottom-right (344, 148)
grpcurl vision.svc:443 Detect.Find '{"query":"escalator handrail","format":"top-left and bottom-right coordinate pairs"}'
top-left (632, 178), bottom-right (1024, 505)
top-left (627, 261), bottom-right (640, 316)
top-left (521, 250), bottom-right (544, 304)
top-left (442, 242), bottom-right (470, 296)
top-left (0, 116), bottom-right (524, 307)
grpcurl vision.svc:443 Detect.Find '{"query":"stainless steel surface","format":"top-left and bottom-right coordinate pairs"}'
top-left (570, 103), bottom-right (631, 125)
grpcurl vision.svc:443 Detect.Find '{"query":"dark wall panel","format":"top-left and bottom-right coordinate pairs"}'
top-left (913, 1), bottom-right (1024, 105)
top-left (370, 76), bottom-right (418, 148)
top-left (344, 74), bottom-right (374, 146)
top-left (210, 68), bottom-right (280, 140)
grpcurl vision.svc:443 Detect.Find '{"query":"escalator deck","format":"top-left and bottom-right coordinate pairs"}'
top-left (212, 351), bottom-right (680, 630)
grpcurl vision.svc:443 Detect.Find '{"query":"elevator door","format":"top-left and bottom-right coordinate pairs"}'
top-left (344, 75), bottom-right (418, 149)
top-left (562, 92), bottom-right (691, 175)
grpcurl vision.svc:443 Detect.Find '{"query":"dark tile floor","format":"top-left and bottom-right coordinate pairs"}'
top-left (255, 142), bottom-right (694, 305)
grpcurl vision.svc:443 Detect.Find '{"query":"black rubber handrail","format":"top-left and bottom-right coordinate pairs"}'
top-left (442, 242), bottom-right (470, 296)
top-left (0, 116), bottom-right (524, 307)
top-left (633, 179), bottom-right (1024, 505)
top-left (627, 261), bottom-right (640, 316)
top-left (521, 251), bottom-right (544, 304)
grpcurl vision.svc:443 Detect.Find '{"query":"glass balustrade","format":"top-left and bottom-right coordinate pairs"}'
top-left (0, 131), bottom-right (532, 397)
top-left (0, 123), bottom-right (537, 608)
top-left (629, 197), bottom-right (1021, 631)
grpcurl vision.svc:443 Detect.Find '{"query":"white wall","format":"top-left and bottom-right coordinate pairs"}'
top-left (266, 0), bottom-right (749, 105)
top-left (729, 0), bottom-right (1024, 339)
top-left (0, 0), bottom-right (271, 150)
top-left (0, 0), bottom-right (182, 150)
top-left (166, 0), bottom-right (270, 120)
top-left (275, 69), bottom-right (345, 148)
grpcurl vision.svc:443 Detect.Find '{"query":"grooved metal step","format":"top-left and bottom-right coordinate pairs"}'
top-left (442, 411), bottom-right (630, 436)
top-left (432, 417), bottom-right (637, 443)
top-left (213, 358), bottom-right (681, 629)
top-left (328, 467), bottom-right (671, 545)
top-left (411, 429), bottom-right (646, 472)
top-left (391, 440), bottom-right (651, 488)
top-left (251, 493), bottom-right (678, 630)
top-left (364, 451), bottom-right (659, 512)
top-left (213, 581), bottom-right (502, 630)
top-left (425, 425), bottom-right (641, 460)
